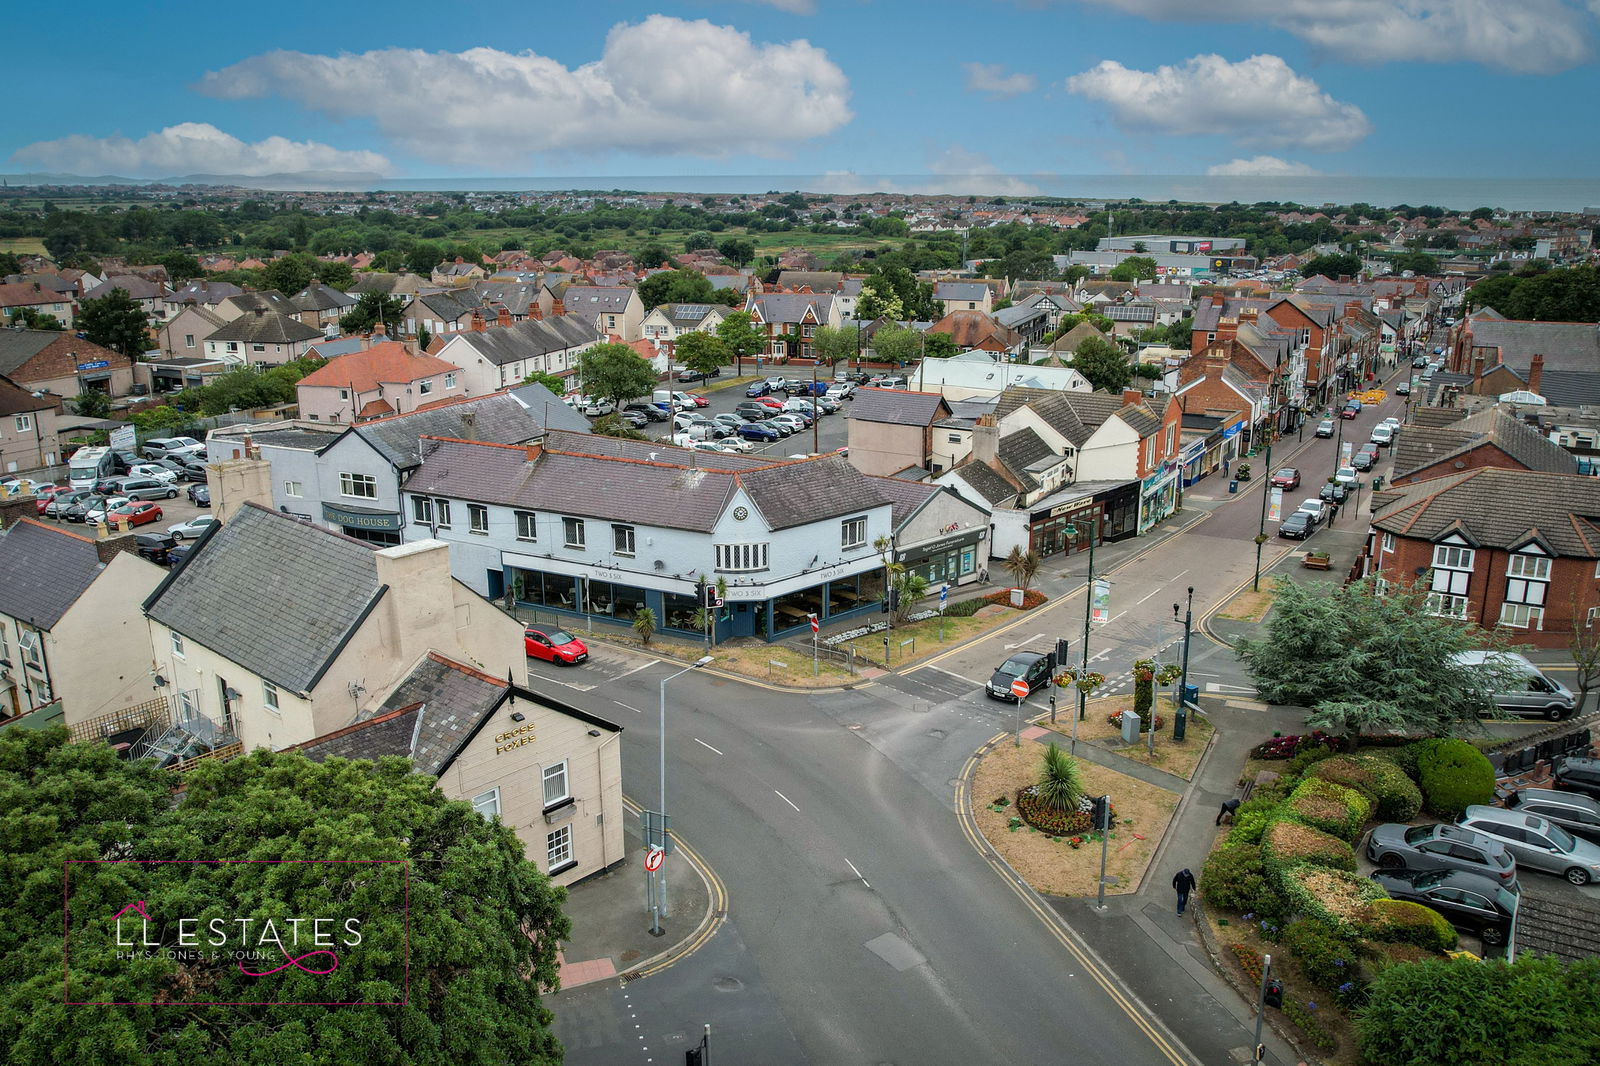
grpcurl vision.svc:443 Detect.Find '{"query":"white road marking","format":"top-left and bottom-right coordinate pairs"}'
top-left (612, 661), bottom-right (654, 683)
top-left (694, 737), bottom-right (724, 755)
top-left (844, 857), bottom-right (871, 889)
top-left (1136, 587), bottom-right (1162, 605)
top-left (774, 790), bottom-right (801, 812)
top-left (616, 703), bottom-right (643, 714)
top-left (1004, 633), bottom-right (1047, 650)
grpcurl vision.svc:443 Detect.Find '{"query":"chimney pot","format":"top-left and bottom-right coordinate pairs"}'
top-left (496, 306), bottom-right (512, 328)
top-left (471, 310), bottom-right (487, 333)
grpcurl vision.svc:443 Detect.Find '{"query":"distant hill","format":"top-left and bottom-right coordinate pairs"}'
top-left (0, 170), bottom-right (387, 191)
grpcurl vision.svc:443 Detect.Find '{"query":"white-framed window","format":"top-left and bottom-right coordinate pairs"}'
top-left (515, 511), bottom-right (537, 542)
top-left (0, 621), bottom-right (8, 663)
top-left (947, 433), bottom-right (962, 443)
top-left (411, 496), bottom-right (433, 524)
top-left (1588, 606), bottom-right (1600, 628)
top-left (226, 342), bottom-right (238, 353)
top-left (262, 681), bottom-right (279, 714)
top-left (468, 504), bottom-right (489, 535)
top-left (184, 334), bottom-right (195, 348)
top-left (1499, 603), bottom-right (1544, 630)
top-left (171, 631), bottom-right (185, 658)
top-left (1426, 593), bottom-right (1470, 619)
top-left (542, 761), bottom-right (570, 806)
top-left (1164, 424), bottom-right (1176, 455)
top-left (14, 414), bottom-right (32, 432)
top-left (252, 343), bottom-right (266, 353)
top-left (284, 480), bottom-right (303, 497)
top-left (339, 472), bottom-right (377, 499)
top-left (841, 516), bottom-right (867, 550)
top-left (1381, 533), bottom-right (1395, 553)
top-left (1506, 553), bottom-right (1551, 580)
top-left (472, 788), bottom-right (501, 819)
top-left (715, 542), bottom-right (770, 572)
top-left (18, 629), bottom-right (41, 668)
top-left (444, 373), bottom-right (456, 389)
top-left (562, 516), bottom-right (586, 548)
top-left (546, 825), bottom-right (572, 869)
top-left (419, 380), bottom-right (433, 395)
top-left (434, 499), bottom-right (452, 529)
top-left (613, 524), bottom-right (636, 556)
top-left (339, 389), bottom-right (349, 400)
top-left (1432, 544), bottom-right (1475, 571)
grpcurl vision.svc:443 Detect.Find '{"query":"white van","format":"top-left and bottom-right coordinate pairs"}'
top-left (652, 389), bottom-right (677, 412)
top-left (68, 446), bottom-right (115, 490)
top-left (1452, 651), bottom-right (1577, 721)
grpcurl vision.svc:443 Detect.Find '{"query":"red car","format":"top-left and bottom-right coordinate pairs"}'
top-left (33, 484), bottom-right (68, 514)
top-left (524, 625), bottom-right (589, 665)
top-left (108, 501), bottom-right (163, 527)
top-left (752, 396), bottom-right (784, 410)
top-left (688, 395), bottom-right (710, 408)
top-left (1270, 468), bottom-right (1301, 489)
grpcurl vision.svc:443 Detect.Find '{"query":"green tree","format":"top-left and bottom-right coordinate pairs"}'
top-left (340, 291), bottom-right (407, 335)
top-left (1004, 545), bottom-right (1042, 596)
top-left (674, 330), bottom-right (728, 377)
top-left (922, 332), bottom-right (959, 359)
top-left (72, 390), bottom-right (111, 418)
top-left (577, 342), bottom-right (658, 409)
top-left (1298, 252), bottom-right (1363, 280)
top-left (716, 237), bottom-right (756, 267)
top-left (589, 413), bottom-right (649, 440)
top-left (856, 274), bottom-right (905, 321)
top-left (1109, 255), bottom-right (1157, 282)
top-left (0, 726), bottom-right (568, 1066)
top-left (0, 251), bottom-right (21, 275)
top-left (871, 323), bottom-right (922, 366)
top-left (416, 323), bottom-right (432, 353)
top-left (635, 244), bottom-right (674, 270)
top-left (1237, 576), bottom-right (1524, 748)
top-left (77, 287), bottom-right (151, 358)
top-left (810, 324), bottom-right (857, 364)
top-left (314, 259), bottom-right (356, 290)
top-left (636, 268), bottom-right (731, 311)
top-left (684, 231), bottom-right (714, 253)
top-left (1035, 742), bottom-right (1085, 813)
top-left (1071, 334), bottom-right (1132, 392)
top-left (521, 370), bottom-right (569, 394)
top-left (260, 252), bottom-right (319, 296)
top-left (7, 307), bottom-right (66, 331)
top-left (632, 606), bottom-right (657, 645)
top-left (157, 251), bottom-right (204, 284)
top-left (997, 248), bottom-right (1054, 282)
top-left (1387, 251), bottom-right (1437, 275)
top-left (715, 310), bottom-right (764, 376)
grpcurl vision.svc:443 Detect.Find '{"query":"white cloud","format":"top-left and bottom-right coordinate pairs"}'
top-left (738, 0), bottom-right (817, 12)
top-left (199, 16), bottom-right (851, 163)
top-left (1206, 155), bottom-right (1321, 176)
top-left (9, 122), bottom-right (390, 177)
top-left (1065, 54), bottom-right (1371, 152)
top-left (963, 62), bottom-right (1037, 99)
top-left (1079, 1), bottom-right (1592, 73)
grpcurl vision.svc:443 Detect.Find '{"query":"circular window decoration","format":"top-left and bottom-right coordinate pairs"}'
top-left (733, 506), bottom-right (749, 520)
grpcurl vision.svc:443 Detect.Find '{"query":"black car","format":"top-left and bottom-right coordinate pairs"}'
top-left (187, 483), bottom-right (211, 507)
top-left (110, 450), bottom-right (140, 476)
top-left (134, 531), bottom-right (177, 565)
top-left (986, 651), bottom-right (1055, 701)
top-left (1395, 381), bottom-right (1412, 396)
top-left (46, 489), bottom-right (93, 519)
top-left (64, 494), bottom-right (110, 523)
top-left (1369, 868), bottom-right (1518, 949)
top-left (676, 367), bottom-right (716, 383)
top-left (1278, 511), bottom-right (1314, 539)
top-left (1553, 756), bottom-right (1600, 802)
top-left (1319, 481), bottom-right (1348, 504)
top-left (624, 402), bottom-right (670, 423)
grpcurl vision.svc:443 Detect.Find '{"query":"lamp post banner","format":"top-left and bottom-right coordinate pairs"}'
top-left (1091, 579), bottom-right (1111, 624)
top-left (1268, 487), bottom-right (1283, 522)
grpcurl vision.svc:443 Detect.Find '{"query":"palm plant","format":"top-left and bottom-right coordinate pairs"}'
top-left (1035, 742), bottom-right (1084, 813)
top-left (1005, 546), bottom-right (1043, 595)
top-left (632, 606), bottom-right (656, 646)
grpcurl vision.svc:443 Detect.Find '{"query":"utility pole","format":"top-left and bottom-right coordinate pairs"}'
top-left (1174, 585), bottom-right (1193, 741)
top-left (1252, 356), bottom-right (1283, 593)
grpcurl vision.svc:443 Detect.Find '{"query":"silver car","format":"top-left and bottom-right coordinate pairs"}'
top-left (1504, 789), bottom-right (1600, 844)
top-left (1365, 823), bottom-right (1519, 887)
top-left (1458, 805), bottom-right (1600, 886)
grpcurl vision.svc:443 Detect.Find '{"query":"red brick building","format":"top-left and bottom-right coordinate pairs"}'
top-left (1389, 406), bottom-right (1578, 486)
top-left (1363, 468), bottom-right (1600, 647)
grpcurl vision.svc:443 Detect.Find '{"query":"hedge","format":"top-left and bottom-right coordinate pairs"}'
top-left (1226, 808), bottom-right (1272, 845)
top-left (1357, 898), bottom-right (1457, 953)
top-left (1202, 843), bottom-right (1285, 921)
top-left (1308, 754), bottom-right (1423, 822)
top-left (1279, 864), bottom-right (1388, 933)
top-left (1409, 738), bottom-right (1496, 818)
top-left (1284, 778), bottom-right (1372, 842)
top-left (1250, 732), bottom-right (1342, 760)
top-left (1281, 918), bottom-right (1364, 995)
top-left (1261, 819), bottom-right (1357, 873)
top-left (942, 597), bottom-right (985, 618)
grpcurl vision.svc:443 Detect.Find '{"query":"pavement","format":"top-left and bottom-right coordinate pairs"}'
top-left (556, 807), bottom-right (717, 990)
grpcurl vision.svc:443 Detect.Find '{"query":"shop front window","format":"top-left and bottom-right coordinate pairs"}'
top-left (773, 585), bottom-right (826, 631)
top-left (585, 579), bottom-right (648, 622)
top-left (511, 568), bottom-right (580, 610)
top-left (662, 590), bottom-right (703, 632)
top-left (825, 575), bottom-right (866, 616)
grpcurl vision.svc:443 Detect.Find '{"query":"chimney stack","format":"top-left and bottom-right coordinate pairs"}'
top-left (1121, 388), bottom-right (1144, 406)
top-left (454, 256), bottom-right (465, 265)
top-left (530, 301), bottom-right (543, 320)
top-left (460, 411), bottom-right (476, 441)
top-left (1210, 292), bottom-right (1225, 307)
top-left (470, 310), bottom-right (486, 333)
top-left (1528, 353), bottom-right (1545, 395)
top-left (373, 321), bottom-right (386, 338)
top-left (972, 417), bottom-right (999, 465)
top-left (525, 442), bottom-right (543, 462)
top-left (496, 306), bottom-right (512, 328)
top-left (552, 298), bottom-right (565, 316)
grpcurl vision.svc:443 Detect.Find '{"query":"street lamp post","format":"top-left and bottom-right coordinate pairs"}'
top-left (651, 654), bottom-right (713, 936)
top-left (1063, 516), bottom-right (1098, 752)
top-left (1173, 585), bottom-right (1194, 741)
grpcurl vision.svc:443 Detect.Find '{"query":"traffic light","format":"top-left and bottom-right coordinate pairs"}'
top-left (1091, 795), bottom-right (1110, 831)
top-left (704, 585), bottom-right (722, 608)
top-left (1055, 638), bottom-right (1071, 668)
top-left (694, 579), bottom-right (708, 608)
top-left (1263, 979), bottom-right (1284, 1010)
top-left (685, 1049), bottom-right (703, 1066)
top-left (889, 588), bottom-right (900, 612)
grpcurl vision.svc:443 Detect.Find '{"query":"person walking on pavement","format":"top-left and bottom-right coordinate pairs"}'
top-left (1173, 868), bottom-right (1197, 915)
top-left (1217, 797), bottom-right (1241, 826)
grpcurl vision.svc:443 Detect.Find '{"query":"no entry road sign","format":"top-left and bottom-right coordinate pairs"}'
top-left (1011, 678), bottom-right (1030, 700)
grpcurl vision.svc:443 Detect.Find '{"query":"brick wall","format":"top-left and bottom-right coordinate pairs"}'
top-left (1390, 443), bottom-right (1525, 486)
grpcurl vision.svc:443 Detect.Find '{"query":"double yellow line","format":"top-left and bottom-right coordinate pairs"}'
top-left (954, 737), bottom-right (1194, 1066)
top-left (621, 796), bottom-right (729, 980)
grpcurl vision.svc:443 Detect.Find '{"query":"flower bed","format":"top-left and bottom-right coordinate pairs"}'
top-left (1015, 785), bottom-right (1114, 835)
top-left (985, 588), bottom-right (1048, 610)
top-left (1250, 731), bottom-right (1342, 760)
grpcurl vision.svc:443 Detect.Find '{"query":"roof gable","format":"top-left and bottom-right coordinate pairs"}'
top-left (0, 519), bottom-right (105, 630)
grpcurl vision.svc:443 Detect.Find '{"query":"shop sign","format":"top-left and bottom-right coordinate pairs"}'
top-left (322, 503), bottom-right (401, 531)
top-left (494, 723), bottom-right (538, 755)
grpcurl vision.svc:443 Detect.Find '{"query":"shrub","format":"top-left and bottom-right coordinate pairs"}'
top-left (943, 597), bottom-right (984, 618)
top-left (1284, 778), bottom-right (1372, 841)
top-left (1279, 864), bottom-right (1388, 932)
top-left (1249, 731), bottom-right (1341, 760)
top-left (1282, 996), bottom-right (1338, 1050)
top-left (1309, 754), bottom-right (1423, 822)
top-left (1015, 787), bottom-right (1110, 835)
top-left (1357, 899), bottom-right (1457, 953)
top-left (1202, 844), bottom-right (1284, 921)
top-left (1410, 738), bottom-right (1495, 818)
top-left (1034, 742), bottom-right (1083, 813)
top-left (1226, 808), bottom-right (1273, 845)
top-left (1356, 955), bottom-right (1600, 1066)
top-left (1281, 918), bottom-right (1363, 993)
top-left (1262, 819), bottom-right (1357, 872)
top-left (1284, 744), bottom-right (1337, 781)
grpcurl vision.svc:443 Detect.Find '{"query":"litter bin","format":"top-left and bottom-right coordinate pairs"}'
top-left (1229, 479), bottom-right (1239, 494)
top-left (1373, 475), bottom-right (1385, 491)
top-left (1182, 683), bottom-right (1199, 706)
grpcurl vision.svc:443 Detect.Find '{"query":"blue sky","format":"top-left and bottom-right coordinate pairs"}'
top-left (7, 1), bottom-right (1600, 185)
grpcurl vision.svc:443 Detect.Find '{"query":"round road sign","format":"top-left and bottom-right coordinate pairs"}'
top-left (1010, 678), bottom-right (1031, 700)
top-left (644, 847), bottom-right (665, 872)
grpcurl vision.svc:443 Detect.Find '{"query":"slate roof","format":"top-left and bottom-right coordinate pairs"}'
top-left (747, 291), bottom-right (835, 325)
top-left (1392, 408), bottom-right (1579, 480)
top-left (351, 272), bottom-right (428, 296)
top-left (207, 309), bottom-right (322, 345)
top-left (1408, 406), bottom-right (1470, 429)
top-left (1116, 403), bottom-right (1163, 437)
top-left (415, 289), bottom-right (478, 324)
top-left (1370, 468), bottom-right (1600, 558)
top-left (996, 427), bottom-right (1058, 490)
top-left (739, 453), bottom-right (887, 530)
top-left (848, 387), bottom-right (948, 427)
top-left (776, 271), bottom-right (846, 292)
top-left (470, 281), bottom-right (544, 316)
top-left (994, 304), bottom-right (1048, 330)
top-left (652, 303), bottom-right (723, 328)
top-left (84, 275), bottom-right (166, 301)
top-left (357, 392), bottom-right (549, 470)
top-left (223, 291), bottom-right (299, 316)
top-left (0, 330), bottom-right (128, 382)
top-left (449, 317), bottom-right (595, 366)
top-left (948, 461), bottom-right (1020, 506)
top-left (563, 286), bottom-right (637, 314)
top-left (1538, 371), bottom-right (1600, 407)
top-left (935, 282), bottom-right (989, 302)
top-left (0, 519), bottom-right (105, 631)
top-left (143, 503), bottom-right (385, 693)
top-left (167, 279), bottom-right (242, 306)
top-left (292, 280), bottom-right (355, 312)
top-left (0, 331), bottom-right (57, 376)
top-left (1464, 318), bottom-right (1600, 375)
top-left (1047, 322), bottom-right (1110, 353)
top-left (540, 428), bottom-right (762, 471)
top-left (866, 475), bottom-right (942, 529)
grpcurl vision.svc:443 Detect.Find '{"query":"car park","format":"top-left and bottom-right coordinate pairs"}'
top-left (986, 650), bottom-right (1055, 701)
top-left (188, 484), bottom-right (211, 507)
top-left (107, 500), bottom-right (163, 527)
top-left (1319, 481), bottom-right (1348, 504)
top-left (712, 413), bottom-right (745, 430)
top-left (1368, 869), bottom-right (1518, 948)
top-left (110, 476), bottom-right (180, 501)
top-left (1277, 511), bottom-right (1314, 539)
top-left (1457, 805), bottom-right (1600, 885)
top-left (1315, 419), bottom-right (1335, 438)
top-left (878, 376), bottom-right (907, 390)
top-left (673, 391), bottom-right (709, 409)
top-left (746, 381), bottom-right (772, 397)
top-left (814, 395), bottom-right (841, 414)
top-left (1270, 467), bottom-right (1301, 489)
top-left (30, 484), bottom-right (68, 512)
top-left (625, 402), bottom-right (670, 423)
top-left (1552, 756), bottom-right (1600, 800)
top-left (826, 383), bottom-right (857, 400)
top-left (126, 463), bottom-right (180, 484)
top-left (736, 401), bottom-right (773, 421)
top-left (46, 489), bottom-right (93, 519)
top-left (134, 531), bottom-right (177, 565)
top-left (580, 397), bottom-right (615, 417)
top-left (738, 422), bottom-right (781, 442)
top-left (142, 436), bottom-right (205, 460)
top-left (1505, 788), bottom-right (1600, 843)
top-left (771, 414), bottom-right (806, 433)
top-left (1364, 823), bottom-right (1519, 886)
top-left (676, 367), bottom-right (717, 383)
top-left (168, 515), bottom-right (220, 540)
top-left (84, 496), bottom-right (133, 525)
top-left (715, 437), bottom-right (753, 453)
top-left (764, 375), bottom-right (787, 392)
top-left (167, 543), bottom-right (193, 566)
top-left (618, 410), bottom-right (650, 429)
top-left (1, 477), bottom-right (45, 495)
top-left (752, 395), bottom-right (785, 410)
top-left (64, 494), bottom-right (110, 522)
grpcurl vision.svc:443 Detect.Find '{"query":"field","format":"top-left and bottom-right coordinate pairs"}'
top-left (464, 225), bottom-right (907, 261)
top-left (0, 237), bottom-right (47, 255)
